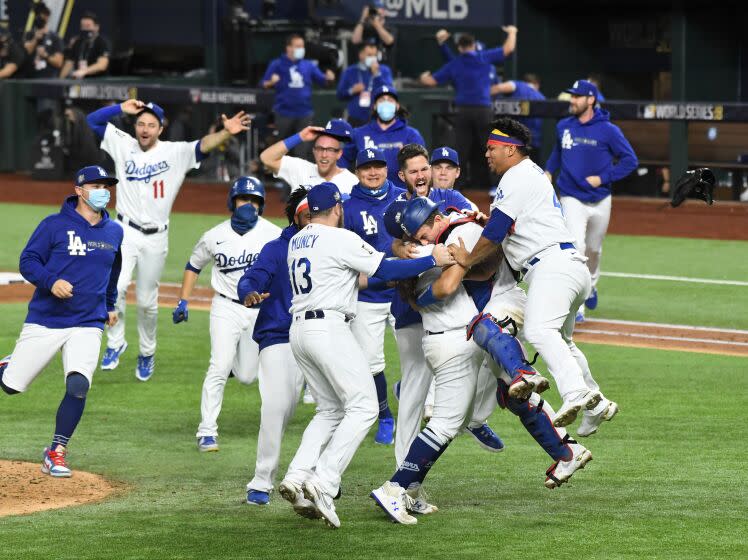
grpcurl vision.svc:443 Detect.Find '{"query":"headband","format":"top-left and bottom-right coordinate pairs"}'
top-left (294, 197), bottom-right (309, 216)
top-left (487, 128), bottom-right (524, 147)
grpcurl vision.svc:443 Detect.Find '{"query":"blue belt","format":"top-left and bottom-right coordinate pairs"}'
top-left (522, 243), bottom-right (575, 275)
top-left (303, 310), bottom-right (352, 323)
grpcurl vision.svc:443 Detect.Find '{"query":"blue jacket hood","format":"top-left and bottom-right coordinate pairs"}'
top-left (280, 224), bottom-right (298, 240)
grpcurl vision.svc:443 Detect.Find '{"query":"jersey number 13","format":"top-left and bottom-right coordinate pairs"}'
top-left (290, 257), bottom-right (312, 295)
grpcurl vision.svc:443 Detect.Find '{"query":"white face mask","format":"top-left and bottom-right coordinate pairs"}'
top-left (364, 56), bottom-right (377, 68)
top-left (293, 47), bottom-right (305, 60)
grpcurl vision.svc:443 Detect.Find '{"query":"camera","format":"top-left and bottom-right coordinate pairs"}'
top-left (366, 4), bottom-right (379, 18)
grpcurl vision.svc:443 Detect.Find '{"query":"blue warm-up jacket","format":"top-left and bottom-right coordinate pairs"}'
top-left (20, 196), bottom-right (123, 329)
top-left (262, 55), bottom-right (327, 117)
top-left (336, 62), bottom-right (394, 124)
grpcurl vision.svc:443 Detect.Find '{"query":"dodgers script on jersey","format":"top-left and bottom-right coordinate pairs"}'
top-left (276, 156), bottom-right (357, 195)
top-left (287, 223), bottom-right (383, 316)
top-left (189, 218), bottom-right (281, 300)
top-left (101, 123), bottom-right (201, 227)
top-left (415, 220), bottom-right (481, 333)
top-left (490, 158), bottom-right (575, 271)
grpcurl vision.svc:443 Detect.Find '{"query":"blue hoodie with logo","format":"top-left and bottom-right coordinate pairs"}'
top-left (237, 224), bottom-right (296, 351)
top-left (336, 62), bottom-right (394, 124)
top-left (545, 108), bottom-right (638, 203)
top-left (343, 181), bottom-right (405, 304)
top-left (262, 55), bottom-right (327, 117)
top-left (340, 118), bottom-right (426, 188)
top-left (503, 80), bottom-right (546, 150)
top-left (19, 196), bottom-right (123, 329)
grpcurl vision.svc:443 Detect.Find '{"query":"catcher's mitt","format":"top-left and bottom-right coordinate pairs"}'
top-left (670, 167), bottom-right (715, 207)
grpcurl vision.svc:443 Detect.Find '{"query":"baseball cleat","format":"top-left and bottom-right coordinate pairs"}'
top-left (545, 440), bottom-right (592, 489)
top-left (575, 311), bottom-right (585, 323)
top-left (405, 485), bottom-right (438, 515)
top-left (553, 390), bottom-right (602, 428)
top-left (374, 417), bottom-right (395, 445)
top-left (279, 479), bottom-right (321, 520)
top-left (197, 436), bottom-right (219, 452)
top-left (100, 342), bottom-right (127, 370)
top-left (302, 384), bottom-right (315, 405)
top-left (302, 481), bottom-right (340, 528)
top-left (577, 400), bottom-right (619, 437)
top-left (585, 288), bottom-right (598, 310)
top-left (466, 423), bottom-right (505, 452)
top-left (507, 371), bottom-right (550, 401)
top-left (135, 354), bottom-right (155, 382)
top-left (41, 445), bottom-right (71, 478)
top-left (371, 482), bottom-right (418, 525)
top-left (246, 489), bottom-right (270, 506)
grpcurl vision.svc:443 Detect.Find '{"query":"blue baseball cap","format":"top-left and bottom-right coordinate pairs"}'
top-left (430, 146), bottom-right (460, 166)
top-left (355, 147), bottom-right (387, 168)
top-left (321, 119), bottom-right (353, 142)
top-left (372, 84), bottom-right (398, 102)
top-left (383, 199), bottom-right (407, 239)
top-left (138, 102), bottom-right (165, 124)
top-left (565, 79), bottom-right (598, 100)
top-left (75, 165), bottom-right (118, 187)
top-left (308, 182), bottom-right (342, 212)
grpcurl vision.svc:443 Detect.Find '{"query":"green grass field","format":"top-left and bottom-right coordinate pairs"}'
top-left (1, 202), bottom-right (747, 559)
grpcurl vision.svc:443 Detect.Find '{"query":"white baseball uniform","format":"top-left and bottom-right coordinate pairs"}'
top-left (283, 223), bottom-right (381, 498)
top-left (275, 155), bottom-right (358, 194)
top-left (490, 158), bottom-right (606, 408)
top-left (187, 217), bottom-right (281, 438)
top-left (101, 123), bottom-right (202, 357)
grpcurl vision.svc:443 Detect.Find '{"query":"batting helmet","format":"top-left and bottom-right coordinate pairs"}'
top-left (400, 196), bottom-right (438, 237)
top-left (382, 199), bottom-right (407, 239)
top-left (227, 176), bottom-right (265, 214)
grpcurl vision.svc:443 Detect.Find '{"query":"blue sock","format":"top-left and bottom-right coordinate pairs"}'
top-left (51, 393), bottom-right (86, 449)
top-left (373, 372), bottom-right (393, 419)
top-left (390, 427), bottom-right (448, 489)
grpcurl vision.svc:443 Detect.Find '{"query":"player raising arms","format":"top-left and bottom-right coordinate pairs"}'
top-left (0, 166), bottom-right (122, 478)
top-left (86, 99), bottom-right (251, 381)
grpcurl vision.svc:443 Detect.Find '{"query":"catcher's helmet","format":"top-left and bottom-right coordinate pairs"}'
top-left (382, 199), bottom-right (407, 239)
top-left (400, 196), bottom-right (438, 237)
top-left (228, 176), bottom-right (265, 214)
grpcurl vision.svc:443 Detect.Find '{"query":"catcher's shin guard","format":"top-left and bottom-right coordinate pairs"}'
top-left (468, 313), bottom-right (537, 380)
top-left (498, 381), bottom-right (572, 462)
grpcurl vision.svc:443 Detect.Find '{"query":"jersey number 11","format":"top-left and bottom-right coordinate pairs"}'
top-left (153, 180), bottom-right (165, 198)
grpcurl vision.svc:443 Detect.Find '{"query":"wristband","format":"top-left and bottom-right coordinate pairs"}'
top-left (416, 285), bottom-right (439, 307)
top-left (283, 133), bottom-right (303, 150)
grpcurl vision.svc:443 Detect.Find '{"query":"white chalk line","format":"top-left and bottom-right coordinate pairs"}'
top-left (584, 318), bottom-right (748, 335)
top-left (601, 271), bottom-right (748, 287)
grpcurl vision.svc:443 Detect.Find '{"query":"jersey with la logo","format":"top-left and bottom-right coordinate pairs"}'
top-left (490, 158), bottom-right (575, 271)
top-left (188, 218), bottom-right (281, 299)
top-left (287, 223), bottom-right (383, 316)
top-left (275, 156), bottom-right (357, 195)
top-left (101, 123), bottom-right (201, 228)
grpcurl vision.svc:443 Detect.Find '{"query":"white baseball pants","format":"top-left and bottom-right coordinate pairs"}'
top-left (247, 342), bottom-right (304, 493)
top-left (196, 295), bottom-right (260, 438)
top-left (106, 225), bottom-right (168, 356)
top-left (350, 301), bottom-right (392, 375)
top-left (560, 195), bottom-right (612, 293)
top-left (285, 312), bottom-right (378, 497)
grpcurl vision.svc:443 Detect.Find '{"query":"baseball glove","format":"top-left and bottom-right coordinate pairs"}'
top-left (670, 167), bottom-right (715, 207)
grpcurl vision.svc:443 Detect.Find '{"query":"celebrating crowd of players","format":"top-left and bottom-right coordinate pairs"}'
top-left (0, 59), bottom-right (637, 529)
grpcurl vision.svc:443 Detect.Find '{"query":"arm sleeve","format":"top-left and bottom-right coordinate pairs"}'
top-left (188, 233), bottom-right (213, 271)
top-left (261, 60), bottom-right (277, 82)
top-left (311, 63), bottom-right (327, 85)
top-left (18, 220), bottom-right (58, 290)
top-left (106, 245), bottom-right (122, 311)
top-left (86, 104), bottom-right (123, 139)
top-left (438, 43), bottom-right (456, 62)
top-left (545, 134), bottom-right (561, 174)
top-left (339, 232), bottom-right (386, 276)
top-left (480, 47), bottom-right (506, 65)
top-left (179, 140), bottom-right (202, 172)
top-left (481, 208), bottom-right (514, 244)
top-left (336, 68), bottom-right (354, 100)
top-left (373, 255), bottom-right (438, 281)
top-left (600, 127), bottom-right (639, 184)
top-left (237, 244), bottom-right (277, 302)
top-left (431, 62), bottom-right (453, 85)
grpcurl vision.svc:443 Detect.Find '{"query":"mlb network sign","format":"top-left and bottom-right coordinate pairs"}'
top-left (373, 0), bottom-right (506, 27)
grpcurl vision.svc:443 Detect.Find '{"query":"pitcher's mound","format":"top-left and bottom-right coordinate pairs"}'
top-left (0, 459), bottom-right (117, 517)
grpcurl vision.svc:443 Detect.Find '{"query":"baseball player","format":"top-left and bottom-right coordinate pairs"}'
top-left (343, 148), bottom-right (405, 445)
top-left (450, 117), bottom-right (618, 436)
top-left (545, 80), bottom-right (638, 321)
top-left (86, 99), bottom-right (251, 381)
top-left (236, 187), bottom-right (310, 507)
top-left (278, 182), bottom-right (454, 529)
top-left (259, 119), bottom-right (358, 195)
top-left (372, 197), bottom-right (493, 524)
top-left (430, 146), bottom-right (462, 190)
top-left (0, 166), bottom-right (122, 477)
top-left (172, 177), bottom-right (280, 452)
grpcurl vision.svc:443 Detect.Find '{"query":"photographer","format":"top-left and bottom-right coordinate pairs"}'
top-left (0, 28), bottom-right (25, 79)
top-left (60, 11), bottom-right (110, 79)
top-left (23, 2), bottom-right (64, 79)
top-left (351, 1), bottom-right (395, 60)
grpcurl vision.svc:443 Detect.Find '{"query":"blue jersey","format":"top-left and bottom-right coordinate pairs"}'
top-left (262, 55), bottom-right (327, 117)
top-left (343, 182), bottom-right (405, 303)
top-left (432, 48), bottom-right (506, 107)
top-left (391, 188), bottom-right (474, 329)
top-left (336, 63), bottom-right (394, 124)
top-left (237, 224), bottom-right (296, 351)
top-left (545, 108), bottom-right (638, 203)
top-left (503, 80), bottom-right (546, 150)
top-left (20, 196), bottom-right (123, 329)
top-left (341, 118), bottom-right (426, 188)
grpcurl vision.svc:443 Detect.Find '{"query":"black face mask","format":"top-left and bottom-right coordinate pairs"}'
top-left (79, 30), bottom-right (94, 41)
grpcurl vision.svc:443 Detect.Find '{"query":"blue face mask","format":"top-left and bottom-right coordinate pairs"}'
top-left (82, 187), bottom-right (110, 211)
top-left (231, 203), bottom-right (258, 235)
top-left (293, 47), bottom-right (305, 60)
top-left (376, 101), bottom-right (397, 122)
